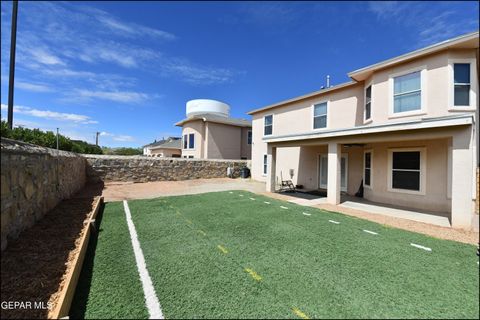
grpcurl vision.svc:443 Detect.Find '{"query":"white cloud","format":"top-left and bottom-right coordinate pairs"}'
top-left (0, 104), bottom-right (97, 124)
top-left (100, 131), bottom-right (135, 142)
top-left (28, 47), bottom-right (66, 66)
top-left (74, 89), bottom-right (151, 103)
top-left (162, 59), bottom-right (241, 85)
top-left (368, 1), bottom-right (479, 47)
top-left (15, 81), bottom-right (54, 92)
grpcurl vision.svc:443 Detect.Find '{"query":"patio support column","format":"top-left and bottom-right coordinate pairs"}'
top-left (327, 142), bottom-right (341, 205)
top-left (266, 144), bottom-right (277, 192)
top-left (451, 127), bottom-right (474, 229)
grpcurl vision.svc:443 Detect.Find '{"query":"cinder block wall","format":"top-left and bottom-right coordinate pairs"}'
top-left (1, 138), bottom-right (86, 251)
top-left (84, 155), bottom-right (249, 183)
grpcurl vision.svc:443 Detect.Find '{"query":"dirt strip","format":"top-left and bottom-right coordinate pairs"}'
top-left (1, 196), bottom-right (98, 319)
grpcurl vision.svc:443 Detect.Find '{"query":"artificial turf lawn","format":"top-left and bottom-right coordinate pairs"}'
top-left (70, 202), bottom-right (148, 319)
top-left (74, 191), bottom-right (479, 319)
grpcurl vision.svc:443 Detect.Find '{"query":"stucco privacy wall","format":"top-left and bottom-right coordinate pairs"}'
top-left (85, 155), bottom-right (249, 183)
top-left (1, 138), bottom-right (86, 251)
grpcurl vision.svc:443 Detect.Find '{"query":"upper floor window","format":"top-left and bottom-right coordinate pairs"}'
top-left (453, 63), bottom-right (470, 106)
top-left (264, 115), bottom-right (273, 136)
top-left (247, 130), bottom-right (252, 144)
top-left (188, 133), bottom-right (195, 149)
top-left (393, 71), bottom-right (421, 113)
top-left (365, 86), bottom-right (371, 121)
top-left (313, 102), bottom-right (327, 129)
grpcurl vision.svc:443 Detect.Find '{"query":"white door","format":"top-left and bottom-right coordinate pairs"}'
top-left (318, 154), bottom-right (348, 192)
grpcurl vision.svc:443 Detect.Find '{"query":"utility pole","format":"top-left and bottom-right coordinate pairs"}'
top-left (56, 128), bottom-right (59, 150)
top-left (7, 1), bottom-right (18, 129)
top-left (95, 131), bottom-right (100, 146)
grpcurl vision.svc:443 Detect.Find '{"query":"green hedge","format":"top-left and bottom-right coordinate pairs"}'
top-left (0, 120), bottom-right (103, 154)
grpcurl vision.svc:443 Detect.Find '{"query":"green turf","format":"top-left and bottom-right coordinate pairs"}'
top-left (70, 202), bottom-right (148, 319)
top-left (74, 191), bottom-right (479, 319)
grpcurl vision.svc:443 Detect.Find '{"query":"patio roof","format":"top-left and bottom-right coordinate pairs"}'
top-left (263, 114), bottom-right (473, 143)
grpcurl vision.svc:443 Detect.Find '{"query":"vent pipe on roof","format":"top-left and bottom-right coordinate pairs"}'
top-left (326, 75), bottom-right (330, 88)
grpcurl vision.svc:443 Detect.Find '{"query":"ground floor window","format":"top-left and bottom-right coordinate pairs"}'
top-left (390, 150), bottom-right (422, 191)
top-left (263, 154), bottom-right (267, 175)
top-left (364, 151), bottom-right (372, 187)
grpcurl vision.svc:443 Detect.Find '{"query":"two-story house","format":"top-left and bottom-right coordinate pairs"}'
top-left (248, 31), bottom-right (479, 230)
top-left (176, 99), bottom-right (252, 160)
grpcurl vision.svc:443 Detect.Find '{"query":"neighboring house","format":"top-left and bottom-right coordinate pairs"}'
top-left (248, 31), bottom-right (479, 229)
top-left (175, 99), bottom-right (252, 159)
top-left (143, 137), bottom-right (182, 157)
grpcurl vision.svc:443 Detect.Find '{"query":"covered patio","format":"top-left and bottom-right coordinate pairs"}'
top-left (265, 115), bottom-right (475, 229)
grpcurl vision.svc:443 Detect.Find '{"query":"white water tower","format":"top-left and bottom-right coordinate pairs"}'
top-left (186, 99), bottom-right (230, 118)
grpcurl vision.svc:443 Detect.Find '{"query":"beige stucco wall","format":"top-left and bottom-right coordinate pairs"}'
top-left (181, 120), bottom-right (251, 160)
top-left (150, 148), bottom-right (181, 157)
top-left (181, 120), bottom-right (205, 158)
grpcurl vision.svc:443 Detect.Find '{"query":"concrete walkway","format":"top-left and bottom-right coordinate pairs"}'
top-left (287, 195), bottom-right (451, 228)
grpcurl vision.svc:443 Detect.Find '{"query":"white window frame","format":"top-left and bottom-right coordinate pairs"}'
top-left (264, 114), bottom-right (273, 136)
top-left (364, 81), bottom-right (373, 124)
top-left (447, 58), bottom-right (477, 111)
top-left (262, 153), bottom-right (268, 176)
top-left (363, 149), bottom-right (373, 189)
top-left (388, 66), bottom-right (427, 119)
top-left (183, 132), bottom-right (195, 150)
top-left (247, 130), bottom-right (252, 145)
top-left (387, 147), bottom-right (426, 195)
top-left (311, 100), bottom-right (329, 130)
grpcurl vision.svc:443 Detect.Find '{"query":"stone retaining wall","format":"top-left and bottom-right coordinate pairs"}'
top-left (84, 155), bottom-right (250, 183)
top-left (1, 138), bottom-right (86, 251)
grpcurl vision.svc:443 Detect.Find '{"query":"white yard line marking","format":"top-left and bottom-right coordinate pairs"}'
top-left (280, 206), bottom-right (289, 210)
top-left (363, 229), bottom-right (378, 235)
top-left (302, 212), bottom-right (311, 216)
top-left (239, 194), bottom-right (244, 197)
top-left (264, 201), bottom-right (271, 204)
top-left (123, 200), bottom-right (164, 319)
top-left (410, 243), bottom-right (432, 252)
top-left (249, 197), bottom-right (256, 201)
top-left (328, 220), bottom-right (340, 224)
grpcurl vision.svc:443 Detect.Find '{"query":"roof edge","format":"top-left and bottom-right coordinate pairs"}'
top-left (348, 31), bottom-right (479, 80)
top-left (247, 81), bottom-right (357, 115)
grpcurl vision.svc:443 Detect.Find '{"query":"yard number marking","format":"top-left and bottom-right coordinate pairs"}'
top-left (280, 206), bottom-right (289, 210)
top-left (292, 307), bottom-right (310, 319)
top-left (123, 201), bottom-right (164, 319)
top-left (410, 243), bottom-right (432, 252)
top-left (249, 197), bottom-right (256, 201)
top-left (244, 268), bottom-right (262, 282)
top-left (328, 220), bottom-right (340, 224)
top-left (264, 201), bottom-right (271, 205)
top-left (302, 212), bottom-right (311, 216)
top-left (363, 229), bottom-right (378, 235)
top-left (217, 245), bottom-right (228, 254)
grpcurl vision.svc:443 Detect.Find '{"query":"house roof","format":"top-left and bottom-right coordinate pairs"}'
top-left (149, 138), bottom-right (182, 150)
top-left (175, 114), bottom-right (251, 127)
top-left (247, 31), bottom-right (479, 115)
top-left (348, 31), bottom-right (479, 81)
top-left (144, 137), bottom-right (181, 149)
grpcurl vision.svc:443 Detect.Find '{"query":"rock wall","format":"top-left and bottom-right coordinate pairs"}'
top-left (84, 155), bottom-right (250, 183)
top-left (1, 138), bottom-right (86, 250)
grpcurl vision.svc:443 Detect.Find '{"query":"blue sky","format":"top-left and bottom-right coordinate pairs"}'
top-left (0, 1), bottom-right (478, 147)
